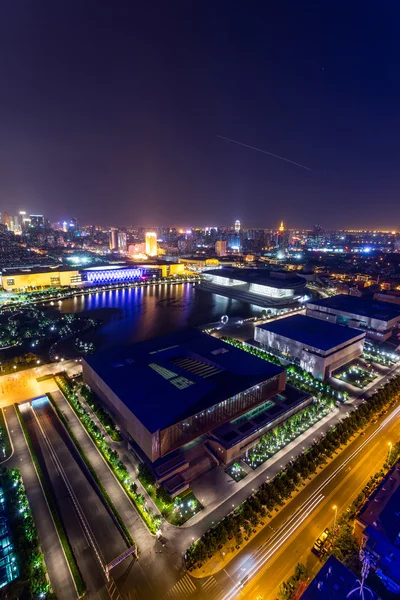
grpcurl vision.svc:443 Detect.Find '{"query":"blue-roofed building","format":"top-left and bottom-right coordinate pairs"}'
top-left (306, 294), bottom-right (400, 341)
top-left (355, 461), bottom-right (400, 595)
top-left (300, 555), bottom-right (380, 600)
top-left (83, 329), bottom-right (289, 493)
top-left (254, 314), bottom-right (365, 379)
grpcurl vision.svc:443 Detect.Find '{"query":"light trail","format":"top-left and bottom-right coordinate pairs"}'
top-left (221, 402), bottom-right (400, 599)
top-left (217, 135), bottom-right (312, 171)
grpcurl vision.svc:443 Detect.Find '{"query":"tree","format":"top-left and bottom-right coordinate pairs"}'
top-left (138, 462), bottom-right (156, 486)
top-left (156, 485), bottom-right (172, 505)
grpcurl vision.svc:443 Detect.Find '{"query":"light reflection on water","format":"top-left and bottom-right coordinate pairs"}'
top-left (55, 283), bottom-right (258, 350)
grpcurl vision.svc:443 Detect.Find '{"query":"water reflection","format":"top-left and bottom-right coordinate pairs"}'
top-left (56, 283), bottom-right (257, 350)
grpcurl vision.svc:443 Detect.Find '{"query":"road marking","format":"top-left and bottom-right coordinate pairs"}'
top-left (221, 402), bottom-right (400, 599)
top-left (201, 576), bottom-right (224, 599)
top-left (164, 574), bottom-right (197, 598)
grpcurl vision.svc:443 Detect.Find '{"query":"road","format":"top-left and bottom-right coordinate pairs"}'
top-left (4, 405), bottom-right (77, 600)
top-left (19, 397), bottom-right (126, 599)
top-left (213, 399), bottom-right (400, 600)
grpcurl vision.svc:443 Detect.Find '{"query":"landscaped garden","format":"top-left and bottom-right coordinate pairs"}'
top-left (362, 342), bottom-right (399, 367)
top-left (0, 467), bottom-right (56, 599)
top-left (244, 400), bottom-right (332, 469)
top-left (185, 375), bottom-right (400, 574)
top-left (226, 462), bottom-right (247, 482)
top-left (334, 363), bottom-right (377, 388)
top-left (221, 337), bottom-right (348, 403)
top-left (138, 462), bottom-right (203, 526)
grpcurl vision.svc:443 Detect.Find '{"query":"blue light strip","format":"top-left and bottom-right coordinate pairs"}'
top-left (85, 268), bottom-right (143, 284)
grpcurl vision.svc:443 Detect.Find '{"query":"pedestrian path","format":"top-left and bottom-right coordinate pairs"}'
top-left (201, 576), bottom-right (224, 599)
top-left (164, 574), bottom-right (197, 598)
top-left (163, 574), bottom-right (224, 599)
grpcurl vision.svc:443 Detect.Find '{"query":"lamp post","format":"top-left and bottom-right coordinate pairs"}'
top-left (333, 505), bottom-right (338, 531)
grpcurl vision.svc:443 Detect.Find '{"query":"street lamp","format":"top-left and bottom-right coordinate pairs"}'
top-left (333, 505), bottom-right (338, 530)
top-left (388, 442), bottom-right (393, 463)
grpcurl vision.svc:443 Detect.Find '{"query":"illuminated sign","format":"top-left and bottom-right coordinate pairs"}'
top-left (85, 267), bottom-right (143, 284)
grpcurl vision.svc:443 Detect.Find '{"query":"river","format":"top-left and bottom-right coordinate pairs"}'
top-left (53, 283), bottom-right (263, 352)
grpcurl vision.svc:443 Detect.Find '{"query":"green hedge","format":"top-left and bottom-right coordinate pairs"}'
top-left (15, 404), bottom-right (86, 597)
top-left (47, 393), bottom-right (135, 547)
top-left (0, 408), bottom-right (12, 461)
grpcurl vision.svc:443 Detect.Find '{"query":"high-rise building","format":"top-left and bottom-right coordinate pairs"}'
top-left (1, 212), bottom-right (10, 228)
top-left (30, 214), bottom-right (45, 228)
top-left (109, 227), bottom-right (118, 250)
top-left (117, 232), bottom-right (127, 252)
top-left (275, 220), bottom-right (289, 251)
top-left (145, 231), bottom-right (158, 256)
top-left (234, 219), bottom-right (241, 233)
top-left (215, 240), bottom-right (227, 256)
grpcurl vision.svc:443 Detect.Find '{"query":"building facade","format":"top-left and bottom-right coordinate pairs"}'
top-left (255, 314), bottom-right (366, 379)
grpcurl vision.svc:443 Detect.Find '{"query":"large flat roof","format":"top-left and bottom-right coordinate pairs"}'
top-left (206, 267), bottom-right (305, 289)
top-left (300, 556), bottom-right (379, 600)
top-left (256, 314), bottom-right (364, 351)
top-left (308, 294), bottom-right (400, 322)
top-left (83, 329), bottom-right (283, 434)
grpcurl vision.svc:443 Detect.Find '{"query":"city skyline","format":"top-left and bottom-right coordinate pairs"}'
top-left (1, 2), bottom-right (400, 228)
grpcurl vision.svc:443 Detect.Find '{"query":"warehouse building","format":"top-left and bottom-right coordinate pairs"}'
top-left (254, 314), bottom-right (365, 379)
top-left (306, 294), bottom-right (400, 341)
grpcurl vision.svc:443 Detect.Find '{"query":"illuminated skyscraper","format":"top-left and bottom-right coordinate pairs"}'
top-left (215, 240), bottom-right (227, 256)
top-left (234, 219), bottom-right (241, 233)
top-left (118, 232), bottom-right (127, 252)
top-left (145, 231), bottom-right (158, 257)
top-left (109, 227), bottom-right (118, 250)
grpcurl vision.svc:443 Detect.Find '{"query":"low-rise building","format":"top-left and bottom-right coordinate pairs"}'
top-left (355, 461), bottom-right (400, 595)
top-left (300, 555), bottom-right (380, 600)
top-left (306, 294), bottom-right (400, 341)
top-left (1, 266), bottom-right (81, 291)
top-left (254, 314), bottom-right (365, 379)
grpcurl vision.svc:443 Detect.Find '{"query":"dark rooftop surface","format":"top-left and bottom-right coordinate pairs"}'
top-left (300, 556), bottom-right (379, 600)
top-left (256, 314), bottom-right (364, 351)
top-left (357, 462), bottom-right (400, 545)
top-left (83, 329), bottom-right (283, 433)
top-left (1, 265), bottom-right (79, 275)
top-left (307, 294), bottom-right (400, 322)
top-left (206, 267), bottom-right (305, 289)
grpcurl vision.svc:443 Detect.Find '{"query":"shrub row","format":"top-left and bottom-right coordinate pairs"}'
top-left (0, 408), bottom-right (12, 461)
top-left (185, 375), bottom-right (400, 570)
top-left (0, 466), bottom-right (56, 599)
top-left (15, 404), bottom-right (86, 596)
top-left (78, 382), bottom-right (122, 442)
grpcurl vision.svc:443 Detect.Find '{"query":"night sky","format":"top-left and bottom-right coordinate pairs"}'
top-left (1, 1), bottom-right (399, 229)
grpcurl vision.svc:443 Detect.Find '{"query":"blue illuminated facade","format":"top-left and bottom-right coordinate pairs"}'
top-left (84, 267), bottom-right (144, 285)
